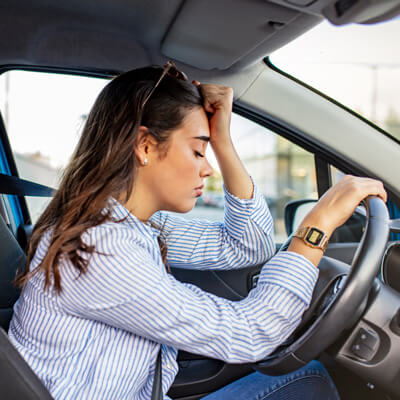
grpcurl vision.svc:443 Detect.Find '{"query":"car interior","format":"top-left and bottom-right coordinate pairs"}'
top-left (1, 0), bottom-right (400, 399)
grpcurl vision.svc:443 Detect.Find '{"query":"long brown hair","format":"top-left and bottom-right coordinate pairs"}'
top-left (16, 65), bottom-right (203, 292)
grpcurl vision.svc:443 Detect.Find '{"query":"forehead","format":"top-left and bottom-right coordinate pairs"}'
top-left (174, 107), bottom-right (210, 141)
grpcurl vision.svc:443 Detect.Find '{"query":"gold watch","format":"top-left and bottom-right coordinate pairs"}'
top-left (293, 226), bottom-right (329, 251)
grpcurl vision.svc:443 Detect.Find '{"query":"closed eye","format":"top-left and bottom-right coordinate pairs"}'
top-left (194, 151), bottom-right (204, 158)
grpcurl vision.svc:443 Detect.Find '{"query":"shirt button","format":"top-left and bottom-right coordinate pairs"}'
top-left (166, 362), bottom-right (173, 369)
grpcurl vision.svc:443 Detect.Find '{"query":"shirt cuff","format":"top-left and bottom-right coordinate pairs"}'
top-left (223, 182), bottom-right (273, 242)
top-left (258, 251), bottom-right (319, 305)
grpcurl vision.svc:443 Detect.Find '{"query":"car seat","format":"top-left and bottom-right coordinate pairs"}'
top-left (0, 213), bottom-right (54, 399)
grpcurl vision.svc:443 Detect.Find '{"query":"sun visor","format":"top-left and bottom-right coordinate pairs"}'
top-left (268, 0), bottom-right (400, 25)
top-left (161, 0), bottom-right (307, 70)
top-left (322, 0), bottom-right (400, 25)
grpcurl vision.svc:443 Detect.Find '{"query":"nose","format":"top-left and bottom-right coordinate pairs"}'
top-left (201, 156), bottom-right (213, 178)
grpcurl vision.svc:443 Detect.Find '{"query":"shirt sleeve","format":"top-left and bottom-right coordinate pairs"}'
top-left (149, 183), bottom-right (275, 270)
top-left (59, 227), bottom-right (318, 364)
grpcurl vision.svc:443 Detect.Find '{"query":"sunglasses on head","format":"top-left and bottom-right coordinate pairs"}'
top-left (142, 61), bottom-right (188, 108)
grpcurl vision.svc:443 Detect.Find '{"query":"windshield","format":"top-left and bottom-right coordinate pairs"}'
top-left (270, 17), bottom-right (400, 142)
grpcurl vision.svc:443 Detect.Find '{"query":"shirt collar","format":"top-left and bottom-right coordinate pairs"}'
top-left (107, 197), bottom-right (160, 240)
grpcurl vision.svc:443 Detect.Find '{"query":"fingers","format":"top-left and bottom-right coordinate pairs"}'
top-left (303, 175), bottom-right (387, 234)
top-left (192, 82), bottom-right (233, 114)
top-left (341, 175), bottom-right (387, 203)
top-left (365, 177), bottom-right (386, 202)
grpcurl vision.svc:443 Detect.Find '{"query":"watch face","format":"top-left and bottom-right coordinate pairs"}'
top-left (306, 228), bottom-right (324, 245)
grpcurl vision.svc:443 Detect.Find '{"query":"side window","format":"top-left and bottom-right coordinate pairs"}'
top-left (0, 70), bottom-right (108, 222)
top-left (187, 113), bottom-right (318, 242)
top-left (331, 166), bottom-right (345, 185)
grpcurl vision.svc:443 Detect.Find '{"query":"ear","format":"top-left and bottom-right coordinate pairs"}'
top-left (134, 126), bottom-right (158, 166)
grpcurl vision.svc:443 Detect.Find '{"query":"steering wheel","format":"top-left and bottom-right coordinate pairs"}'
top-left (254, 196), bottom-right (389, 375)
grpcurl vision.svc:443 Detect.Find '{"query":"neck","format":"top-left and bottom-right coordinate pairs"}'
top-left (120, 178), bottom-right (158, 222)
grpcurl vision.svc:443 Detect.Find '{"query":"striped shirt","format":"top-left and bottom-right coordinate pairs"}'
top-left (9, 184), bottom-right (318, 399)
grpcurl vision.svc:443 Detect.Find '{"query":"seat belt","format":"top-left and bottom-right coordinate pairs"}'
top-left (151, 349), bottom-right (163, 400)
top-left (0, 173), bottom-right (54, 197)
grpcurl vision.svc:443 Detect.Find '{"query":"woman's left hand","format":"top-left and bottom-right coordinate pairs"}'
top-left (193, 81), bottom-right (233, 150)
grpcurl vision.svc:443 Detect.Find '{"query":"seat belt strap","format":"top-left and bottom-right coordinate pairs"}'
top-left (151, 348), bottom-right (163, 400)
top-left (0, 173), bottom-right (54, 197)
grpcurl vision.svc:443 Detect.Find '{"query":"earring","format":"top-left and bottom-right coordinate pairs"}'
top-left (143, 158), bottom-right (148, 166)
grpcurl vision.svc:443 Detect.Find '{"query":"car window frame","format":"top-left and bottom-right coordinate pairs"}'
top-left (264, 57), bottom-right (400, 148)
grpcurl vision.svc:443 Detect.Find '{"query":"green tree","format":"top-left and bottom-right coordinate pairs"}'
top-left (384, 108), bottom-right (400, 141)
top-left (204, 172), bottom-right (223, 193)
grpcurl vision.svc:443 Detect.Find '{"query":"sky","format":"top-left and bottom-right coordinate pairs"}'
top-left (0, 72), bottom-right (107, 168)
top-left (270, 17), bottom-right (400, 125)
top-left (0, 16), bottom-right (399, 169)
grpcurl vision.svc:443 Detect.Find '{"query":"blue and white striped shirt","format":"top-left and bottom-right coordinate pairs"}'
top-left (9, 184), bottom-right (318, 399)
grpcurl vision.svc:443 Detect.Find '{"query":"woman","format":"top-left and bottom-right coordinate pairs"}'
top-left (9, 63), bottom-right (385, 399)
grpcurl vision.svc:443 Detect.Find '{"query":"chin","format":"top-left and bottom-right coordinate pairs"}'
top-left (177, 204), bottom-right (196, 214)
top-left (167, 200), bottom-right (196, 214)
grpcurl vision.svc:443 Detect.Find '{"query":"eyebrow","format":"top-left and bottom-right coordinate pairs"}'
top-left (193, 136), bottom-right (210, 142)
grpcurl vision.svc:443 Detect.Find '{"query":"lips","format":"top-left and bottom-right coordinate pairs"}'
top-left (195, 184), bottom-right (204, 197)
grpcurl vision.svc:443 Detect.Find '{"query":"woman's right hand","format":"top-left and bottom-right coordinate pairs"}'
top-left (288, 175), bottom-right (387, 266)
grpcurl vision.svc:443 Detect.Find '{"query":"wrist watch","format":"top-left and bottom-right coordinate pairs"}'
top-left (293, 226), bottom-right (329, 251)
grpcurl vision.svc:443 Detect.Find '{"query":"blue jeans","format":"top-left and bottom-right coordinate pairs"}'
top-left (202, 360), bottom-right (340, 399)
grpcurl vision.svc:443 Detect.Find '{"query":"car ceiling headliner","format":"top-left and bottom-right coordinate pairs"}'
top-left (0, 0), bottom-right (320, 96)
top-left (0, 0), bottom-right (399, 95)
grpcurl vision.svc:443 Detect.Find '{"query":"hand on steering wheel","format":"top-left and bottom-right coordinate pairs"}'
top-left (288, 175), bottom-right (387, 267)
top-left (255, 195), bottom-right (389, 375)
